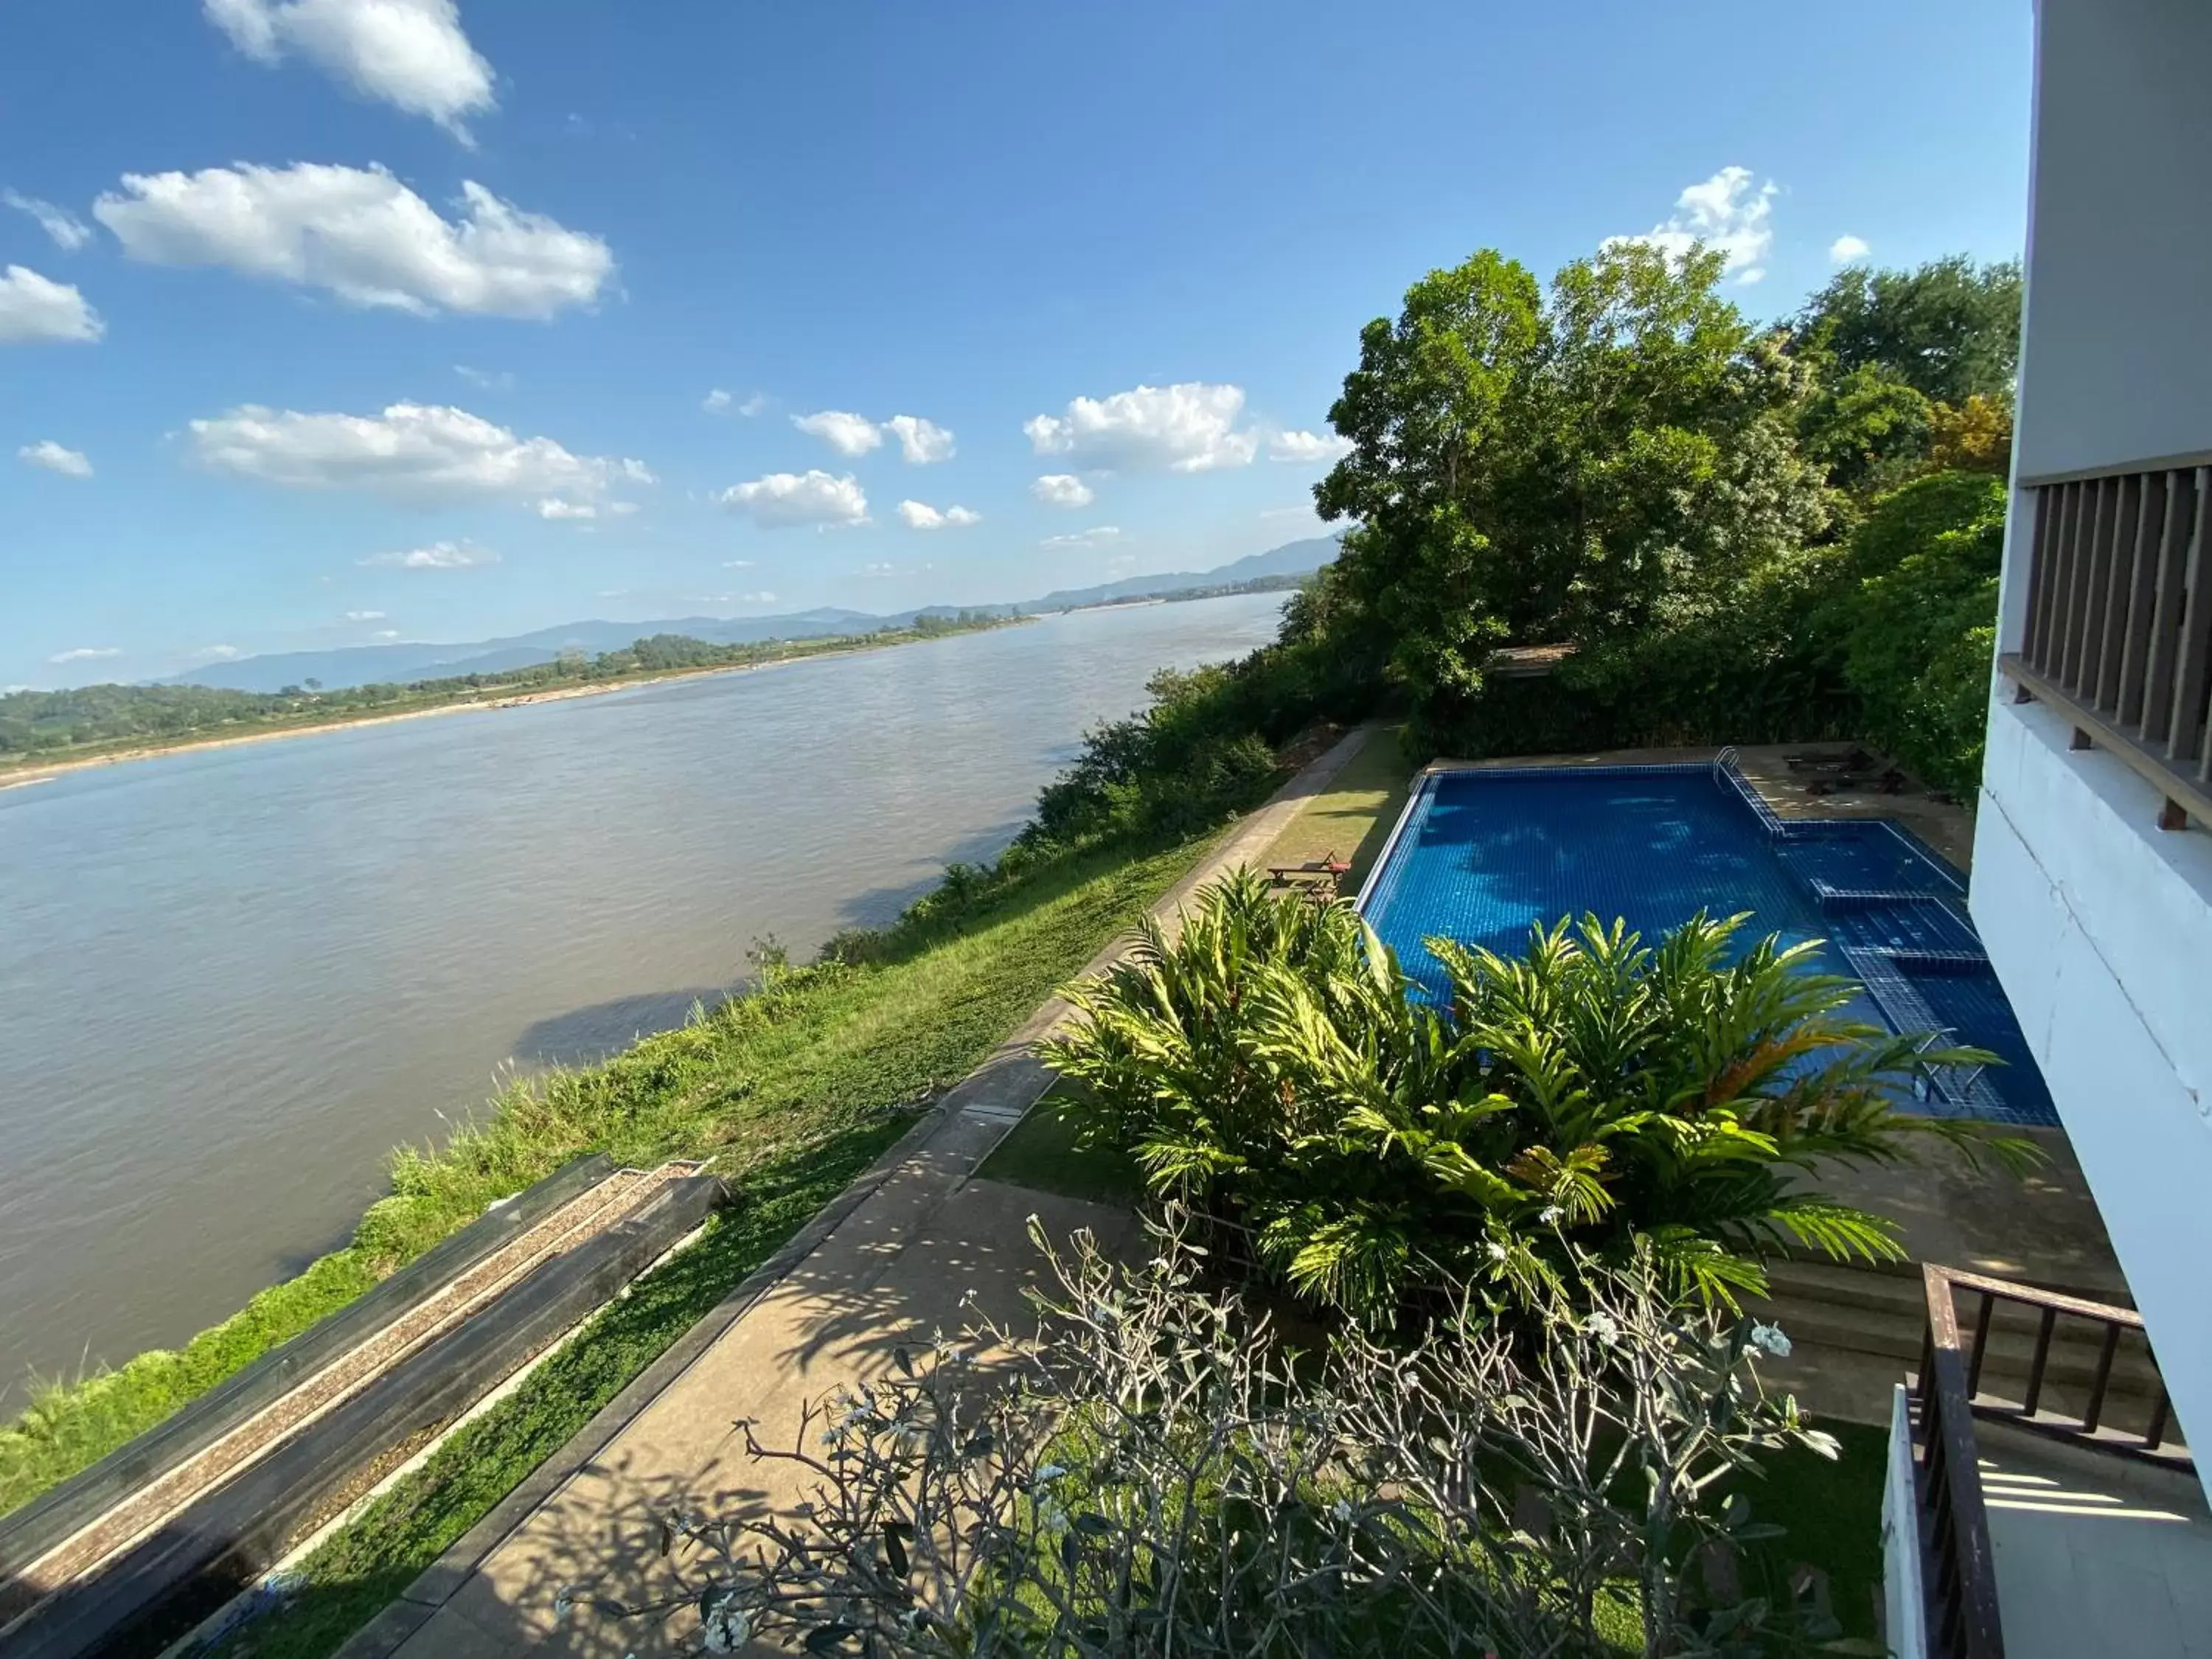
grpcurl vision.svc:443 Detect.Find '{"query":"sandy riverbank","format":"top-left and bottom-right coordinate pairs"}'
top-left (0, 640), bottom-right (907, 793)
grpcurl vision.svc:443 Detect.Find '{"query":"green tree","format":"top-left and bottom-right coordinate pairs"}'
top-left (1828, 470), bottom-right (2007, 795)
top-left (1314, 243), bottom-right (1831, 740)
top-left (1791, 255), bottom-right (2023, 407)
top-left (1795, 362), bottom-right (1933, 495)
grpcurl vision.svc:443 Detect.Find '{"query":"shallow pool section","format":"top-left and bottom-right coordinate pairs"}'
top-left (1357, 763), bottom-right (2056, 1126)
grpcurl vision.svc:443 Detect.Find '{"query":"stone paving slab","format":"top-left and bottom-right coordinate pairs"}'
top-left (339, 726), bottom-right (1377, 1659)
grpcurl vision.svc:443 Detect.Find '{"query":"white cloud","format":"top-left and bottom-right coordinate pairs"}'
top-left (96, 163), bottom-right (612, 320)
top-left (372, 628), bottom-right (400, 639)
top-left (0, 265), bottom-right (102, 344)
top-left (1031, 473), bottom-right (1094, 508)
top-left (202, 0), bottom-right (495, 139)
top-left (189, 402), bottom-right (647, 504)
top-left (701, 388), bottom-right (732, 414)
top-left (791, 410), bottom-right (883, 457)
top-left (1267, 429), bottom-right (1352, 465)
top-left (788, 409), bottom-right (954, 462)
top-left (344, 609), bottom-right (386, 621)
top-left (1025, 382), bottom-right (1257, 473)
top-left (357, 538), bottom-right (498, 569)
top-left (49, 646), bottom-right (120, 664)
top-left (607, 500), bottom-right (639, 516)
top-left (537, 498), bottom-right (597, 520)
top-left (2, 190), bottom-right (92, 252)
top-left (1829, 234), bottom-right (1871, 263)
top-left (193, 644), bottom-right (243, 661)
top-left (18, 440), bottom-right (92, 478)
top-left (722, 558), bottom-right (755, 568)
top-left (884, 414), bottom-right (955, 464)
top-left (1041, 526), bottom-right (1123, 550)
top-left (714, 470), bottom-right (869, 529)
top-left (860, 561), bottom-right (896, 574)
top-left (1605, 165), bottom-right (1777, 285)
top-left (897, 499), bottom-right (981, 530)
top-left (453, 363), bottom-right (512, 390)
top-left (742, 591), bottom-right (776, 605)
top-left (735, 392), bottom-right (766, 417)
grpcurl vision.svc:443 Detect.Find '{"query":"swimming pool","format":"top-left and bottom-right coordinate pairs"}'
top-left (1356, 762), bottom-right (2057, 1127)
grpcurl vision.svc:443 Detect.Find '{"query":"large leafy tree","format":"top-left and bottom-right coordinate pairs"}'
top-left (1790, 254), bottom-right (2023, 408)
top-left (1313, 243), bottom-right (1831, 736)
top-left (1825, 470), bottom-right (2008, 795)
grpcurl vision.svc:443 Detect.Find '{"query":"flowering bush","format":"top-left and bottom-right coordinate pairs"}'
top-left (568, 1218), bottom-right (1851, 1657)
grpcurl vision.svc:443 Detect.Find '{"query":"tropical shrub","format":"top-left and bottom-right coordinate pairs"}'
top-left (1047, 872), bottom-right (2024, 1321)
top-left (572, 1220), bottom-right (1854, 1658)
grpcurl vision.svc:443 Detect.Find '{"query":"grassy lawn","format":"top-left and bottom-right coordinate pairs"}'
top-left (1251, 723), bottom-right (1415, 894)
top-left (1738, 1419), bottom-right (1888, 1641)
top-left (0, 830), bottom-right (1229, 1540)
top-left (975, 1087), bottom-right (1144, 1208)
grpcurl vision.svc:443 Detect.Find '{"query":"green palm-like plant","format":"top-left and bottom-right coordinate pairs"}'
top-left (1047, 871), bottom-right (2034, 1321)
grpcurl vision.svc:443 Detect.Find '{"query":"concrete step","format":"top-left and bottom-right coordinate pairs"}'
top-left (1762, 1258), bottom-right (1925, 1317)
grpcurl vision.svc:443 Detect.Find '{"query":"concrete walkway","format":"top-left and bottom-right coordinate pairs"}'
top-left (1980, 1422), bottom-right (2212, 1658)
top-left (335, 726), bottom-right (1378, 1659)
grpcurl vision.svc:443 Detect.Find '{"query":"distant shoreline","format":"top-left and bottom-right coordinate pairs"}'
top-left (0, 636), bottom-right (914, 793)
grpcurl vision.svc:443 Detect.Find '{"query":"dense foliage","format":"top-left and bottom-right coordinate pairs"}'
top-left (1790, 255), bottom-right (2023, 408)
top-left (1312, 243), bottom-right (1834, 746)
top-left (1048, 874), bottom-right (2022, 1323)
top-left (0, 616), bottom-right (1004, 762)
top-left (1826, 472), bottom-right (2008, 795)
top-left (582, 1224), bottom-right (1854, 1658)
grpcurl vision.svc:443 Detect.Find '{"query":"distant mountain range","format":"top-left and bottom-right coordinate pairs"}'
top-left (167, 535), bottom-right (1343, 694)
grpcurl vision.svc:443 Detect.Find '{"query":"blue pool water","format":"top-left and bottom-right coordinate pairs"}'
top-left (1357, 764), bottom-right (2057, 1126)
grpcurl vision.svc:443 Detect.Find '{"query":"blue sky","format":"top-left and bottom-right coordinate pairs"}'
top-left (1, 1), bottom-right (2034, 689)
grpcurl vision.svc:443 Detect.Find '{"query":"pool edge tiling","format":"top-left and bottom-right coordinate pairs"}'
top-left (1355, 760), bottom-right (2058, 1128)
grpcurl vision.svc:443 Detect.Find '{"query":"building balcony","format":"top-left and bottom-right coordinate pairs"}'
top-left (2004, 462), bottom-right (2212, 833)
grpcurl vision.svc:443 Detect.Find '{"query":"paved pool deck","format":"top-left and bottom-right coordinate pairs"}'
top-left (333, 726), bottom-right (1380, 1659)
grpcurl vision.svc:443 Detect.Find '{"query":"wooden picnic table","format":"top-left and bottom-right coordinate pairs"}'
top-left (1267, 856), bottom-right (1352, 898)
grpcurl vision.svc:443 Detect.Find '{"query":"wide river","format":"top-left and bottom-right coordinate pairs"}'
top-left (0, 593), bottom-right (1288, 1384)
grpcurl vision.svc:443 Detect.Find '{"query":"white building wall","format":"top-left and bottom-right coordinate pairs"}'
top-left (2008, 0), bottom-right (2212, 487)
top-left (1974, 701), bottom-right (2212, 1466)
top-left (1972, 0), bottom-right (2212, 1484)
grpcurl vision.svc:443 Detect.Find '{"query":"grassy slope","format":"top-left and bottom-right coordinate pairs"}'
top-left (1247, 723), bottom-right (1413, 891)
top-left (0, 831), bottom-right (1221, 1521)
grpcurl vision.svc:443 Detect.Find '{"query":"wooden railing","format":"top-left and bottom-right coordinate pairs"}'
top-left (2006, 464), bottom-right (2212, 830)
top-left (1913, 1265), bottom-right (2007, 1659)
top-left (1911, 1263), bottom-right (2193, 1659)
top-left (1923, 1262), bottom-right (2185, 1466)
